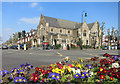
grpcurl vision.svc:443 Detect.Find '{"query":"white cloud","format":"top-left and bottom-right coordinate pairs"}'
top-left (19, 17), bottom-right (40, 24)
top-left (30, 3), bottom-right (39, 8)
top-left (3, 28), bottom-right (13, 42)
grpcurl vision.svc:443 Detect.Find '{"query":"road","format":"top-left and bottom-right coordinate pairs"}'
top-left (2, 49), bottom-right (119, 71)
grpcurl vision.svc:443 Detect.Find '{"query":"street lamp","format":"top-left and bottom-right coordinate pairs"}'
top-left (81, 11), bottom-right (87, 49)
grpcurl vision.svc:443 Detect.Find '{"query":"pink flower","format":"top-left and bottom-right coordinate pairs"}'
top-left (68, 64), bottom-right (73, 68)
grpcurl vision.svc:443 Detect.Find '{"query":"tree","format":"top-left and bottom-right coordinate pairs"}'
top-left (107, 29), bottom-right (110, 47)
top-left (97, 22), bottom-right (100, 49)
top-left (8, 36), bottom-right (12, 44)
top-left (77, 38), bottom-right (83, 50)
top-left (101, 22), bottom-right (105, 47)
top-left (13, 32), bottom-right (18, 43)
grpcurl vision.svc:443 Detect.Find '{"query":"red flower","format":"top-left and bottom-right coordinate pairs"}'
top-left (42, 72), bottom-right (45, 76)
top-left (35, 67), bottom-right (39, 71)
top-left (115, 72), bottom-right (120, 78)
top-left (30, 76), bottom-right (34, 81)
top-left (103, 69), bottom-right (107, 74)
top-left (99, 67), bottom-right (104, 72)
top-left (49, 66), bottom-right (53, 70)
top-left (41, 69), bottom-right (45, 73)
top-left (34, 76), bottom-right (39, 82)
top-left (97, 71), bottom-right (100, 76)
top-left (45, 70), bottom-right (51, 74)
top-left (103, 53), bottom-right (111, 58)
top-left (33, 73), bottom-right (39, 77)
top-left (103, 53), bottom-right (108, 57)
top-left (38, 67), bottom-right (42, 71)
top-left (91, 57), bottom-right (99, 61)
top-left (107, 54), bottom-right (111, 58)
top-left (100, 75), bottom-right (105, 79)
top-left (109, 76), bottom-right (114, 81)
top-left (108, 61), bottom-right (112, 64)
top-left (112, 73), bottom-right (115, 77)
top-left (42, 78), bottom-right (45, 82)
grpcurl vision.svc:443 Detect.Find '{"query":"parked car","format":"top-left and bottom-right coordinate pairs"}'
top-left (2, 45), bottom-right (8, 49)
top-left (117, 46), bottom-right (120, 50)
top-left (10, 45), bottom-right (18, 49)
top-left (102, 46), bottom-right (108, 50)
top-left (20, 44), bottom-right (28, 50)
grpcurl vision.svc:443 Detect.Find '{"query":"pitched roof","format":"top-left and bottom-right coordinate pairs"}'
top-left (43, 16), bottom-right (95, 29)
top-left (87, 23), bottom-right (95, 30)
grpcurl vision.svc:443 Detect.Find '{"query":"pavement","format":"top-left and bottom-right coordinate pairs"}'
top-left (2, 48), bottom-right (119, 71)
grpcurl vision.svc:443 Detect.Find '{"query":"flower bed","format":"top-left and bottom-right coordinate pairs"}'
top-left (0, 53), bottom-right (120, 83)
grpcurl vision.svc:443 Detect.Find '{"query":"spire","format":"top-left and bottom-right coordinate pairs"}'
top-left (41, 13), bottom-right (43, 18)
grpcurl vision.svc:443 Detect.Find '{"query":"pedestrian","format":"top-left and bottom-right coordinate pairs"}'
top-left (43, 44), bottom-right (45, 50)
top-left (47, 44), bottom-right (49, 50)
top-left (67, 44), bottom-right (70, 50)
top-left (52, 44), bottom-right (54, 50)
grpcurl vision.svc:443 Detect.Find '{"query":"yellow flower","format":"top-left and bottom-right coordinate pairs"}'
top-left (72, 64), bottom-right (74, 67)
top-left (81, 59), bottom-right (83, 62)
top-left (77, 64), bottom-right (81, 68)
top-left (67, 66), bottom-right (71, 72)
top-left (52, 69), bottom-right (55, 72)
top-left (60, 70), bottom-right (64, 76)
top-left (63, 66), bottom-right (66, 69)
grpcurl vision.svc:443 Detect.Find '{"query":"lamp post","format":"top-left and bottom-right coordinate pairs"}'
top-left (81, 11), bottom-right (87, 48)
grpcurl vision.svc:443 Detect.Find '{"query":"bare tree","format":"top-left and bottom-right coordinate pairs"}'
top-left (101, 22), bottom-right (105, 47)
top-left (107, 29), bottom-right (110, 48)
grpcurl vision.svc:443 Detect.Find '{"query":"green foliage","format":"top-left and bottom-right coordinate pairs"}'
top-left (77, 38), bottom-right (83, 47)
top-left (54, 44), bottom-right (61, 49)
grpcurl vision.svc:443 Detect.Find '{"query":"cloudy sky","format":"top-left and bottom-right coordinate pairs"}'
top-left (2, 2), bottom-right (118, 42)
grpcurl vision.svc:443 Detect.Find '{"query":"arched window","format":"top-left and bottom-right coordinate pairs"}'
top-left (83, 30), bottom-right (86, 37)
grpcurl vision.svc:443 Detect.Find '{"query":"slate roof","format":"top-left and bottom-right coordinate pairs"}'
top-left (43, 16), bottom-right (95, 30)
top-left (87, 23), bottom-right (95, 30)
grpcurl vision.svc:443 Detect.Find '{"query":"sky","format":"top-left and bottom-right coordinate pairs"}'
top-left (2, 2), bottom-right (118, 42)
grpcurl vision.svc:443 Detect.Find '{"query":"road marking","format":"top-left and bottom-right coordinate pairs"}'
top-left (57, 52), bottom-right (63, 56)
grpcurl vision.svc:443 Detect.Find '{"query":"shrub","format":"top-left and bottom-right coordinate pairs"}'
top-left (54, 44), bottom-right (61, 49)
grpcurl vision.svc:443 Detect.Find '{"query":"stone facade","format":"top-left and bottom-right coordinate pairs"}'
top-left (37, 14), bottom-right (102, 48)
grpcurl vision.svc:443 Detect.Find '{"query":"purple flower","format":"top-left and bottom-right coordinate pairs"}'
top-left (47, 72), bottom-right (52, 79)
top-left (13, 77), bottom-right (19, 83)
top-left (74, 73), bottom-right (80, 78)
top-left (80, 72), bottom-right (86, 79)
top-left (13, 77), bottom-right (27, 83)
top-left (86, 64), bottom-right (93, 69)
top-left (11, 68), bottom-right (17, 73)
top-left (88, 65), bottom-right (93, 69)
top-left (10, 75), bottom-right (13, 79)
top-left (19, 64), bottom-right (24, 68)
top-left (0, 80), bottom-right (2, 83)
top-left (18, 70), bottom-right (24, 74)
top-left (85, 72), bottom-right (90, 77)
top-left (22, 78), bottom-right (27, 82)
top-left (0, 70), bottom-right (9, 76)
top-left (55, 74), bottom-right (61, 80)
top-left (0, 71), bottom-right (4, 76)
top-left (51, 73), bottom-right (56, 80)
top-left (118, 57), bottom-right (120, 61)
top-left (114, 56), bottom-right (118, 60)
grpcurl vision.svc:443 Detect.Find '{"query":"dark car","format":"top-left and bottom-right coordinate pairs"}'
top-left (2, 45), bottom-right (8, 49)
top-left (20, 44), bottom-right (28, 50)
top-left (117, 46), bottom-right (120, 50)
top-left (102, 46), bottom-right (108, 50)
top-left (10, 45), bottom-right (18, 49)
